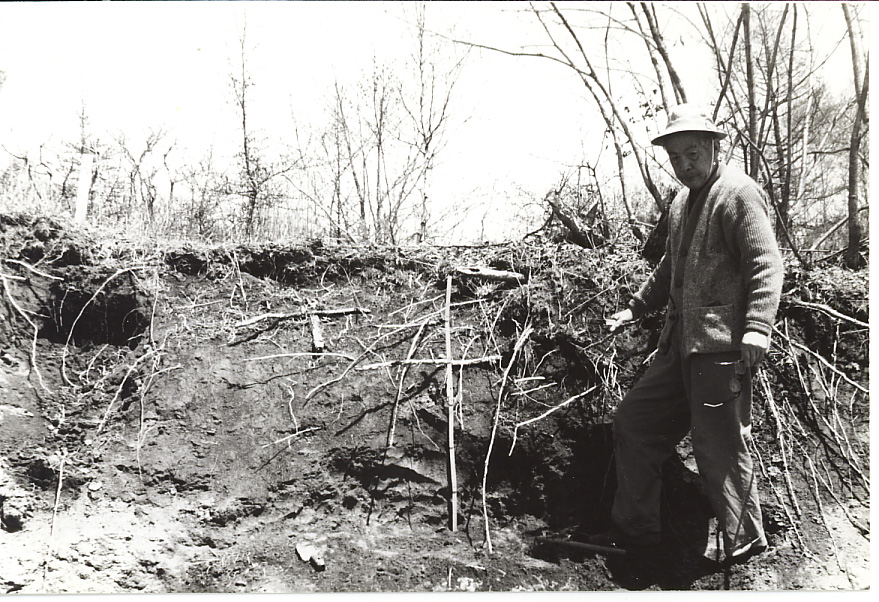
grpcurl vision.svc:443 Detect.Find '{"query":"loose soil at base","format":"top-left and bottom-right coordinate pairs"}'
top-left (0, 214), bottom-right (870, 593)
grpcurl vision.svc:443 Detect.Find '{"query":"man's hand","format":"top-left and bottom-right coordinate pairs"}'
top-left (605, 308), bottom-right (635, 333)
top-left (741, 331), bottom-right (769, 368)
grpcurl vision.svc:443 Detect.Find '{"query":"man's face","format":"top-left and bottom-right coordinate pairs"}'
top-left (663, 132), bottom-right (716, 190)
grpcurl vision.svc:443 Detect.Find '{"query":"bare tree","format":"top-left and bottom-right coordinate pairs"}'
top-left (633, 2), bottom-right (686, 106)
top-left (400, 2), bottom-right (468, 244)
top-left (67, 104), bottom-right (106, 224)
top-left (841, 4), bottom-right (868, 268)
top-left (229, 18), bottom-right (295, 239)
top-left (0, 143), bottom-right (58, 212)
top-left (117, 128), bottom-right (172, 228)
top-left (180, 148), bottom-right (228, 241)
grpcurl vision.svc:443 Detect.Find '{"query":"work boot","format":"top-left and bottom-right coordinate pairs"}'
top-left (583, 529), bottom-right (666, 579)
top-left (723, 539), bottom-right (768, 568)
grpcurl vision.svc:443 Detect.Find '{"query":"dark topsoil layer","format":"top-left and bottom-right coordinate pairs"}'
top-left (0, 212), bottom-right (870, 592)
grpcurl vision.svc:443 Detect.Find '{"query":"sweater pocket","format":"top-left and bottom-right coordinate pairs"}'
top-left (686, 303), bottom-right (740, 354)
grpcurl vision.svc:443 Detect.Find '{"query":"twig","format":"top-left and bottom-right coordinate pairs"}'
top-left (378, 299), bottom-right (485, 328)
top-left (81, 343), bottom-right (110, 384)
top-left (388, 293), bottom-right (445, 317)
top-left (807, 362), bottom-right (868, 486)
top-left (235, 307), bottom-right (371, 328)
top-left (780, 322), bottom-right (868, 489)
top-left (49, 451), bottom-right (66, 539)
top-left (387, 322), bottom-right (427, 448)
top-left (61, 266), bottom-right (147, 386)
top-left (758, 368), bottom-right (803, 519)
top-left (261, 426), bottom-right (321, 448)
top-left (509, 385), bottom-right (598, 455)
top-left (562, 281), bottom-right (622, 319)
top-left (3, 258), bottom-right (63, 280)
top-left (546, 195), bottom-right (599, 249)
top-left (816, 457), bottom-right (870, 536)
top-left (787, 299), bottom-right (868, 329)
top-left (1, 272), bottom-right (50, 392)
top-left (245, 352), bottom-right (356, 362)
top-left (228, 250), bottom-right (247, 311)
top-left (0, 270), bottom-right (25, 282)
top-left (94, 349), bottom-right (157, 436)
top-left (135, 351), bottom-right (180, 479)
top-left (801, 358), bottom-right (870, 489)
top-left (751, 440), bottom-right (806, 552)
top-left (375, 318), bottom-right (442, 330)
top-left (42, 448), bottom-right (68, 584)
top-left (534, 536), bottom-right (626, 557)
top-left (804, 455), bottom-right (841, 569)
top-left (137, 351), bottom-right (161, 480)
top-left (149, 269), bottom-right (160, 346)
top-left (283, 383), bottom-right (299, 429)
top-left (357, 355), bottom-right (502, 371)
top-left (455, 266), bottom-right (526, 283)
top-left (511, 382), bottom-right (557, 397)
top-left (174, 299), bottom-right (226, 310)
top-left (304, 319), bottom-right (435, 402)
top-left (455, 334), bottom-right (481, 428)
top-left (483, 325), bottom-right (533, 554)
top-left (772, 326), bottom-right (868, 394)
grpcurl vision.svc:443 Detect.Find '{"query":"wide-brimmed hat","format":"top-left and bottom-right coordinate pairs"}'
top-left (651, 104), bottom-right (727, 146)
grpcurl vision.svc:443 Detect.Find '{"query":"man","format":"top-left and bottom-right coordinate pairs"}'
top-left (600, 104), bottom-right (784, 567)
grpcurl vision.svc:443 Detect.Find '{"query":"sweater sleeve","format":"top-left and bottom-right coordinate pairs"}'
top-left (720, 186), bottom-right (784, 335)
top-left (629, 248), bottom-right (672, 318)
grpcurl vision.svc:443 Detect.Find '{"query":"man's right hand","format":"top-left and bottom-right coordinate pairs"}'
top-left (605, 308), bottom-right (635, 333)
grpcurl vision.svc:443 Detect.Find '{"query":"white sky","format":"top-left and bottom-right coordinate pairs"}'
top-left (0, 1), bottom-right (863, 241)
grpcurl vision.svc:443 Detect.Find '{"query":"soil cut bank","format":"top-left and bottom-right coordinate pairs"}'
top-left (0, 213), bottom-right (870, 592)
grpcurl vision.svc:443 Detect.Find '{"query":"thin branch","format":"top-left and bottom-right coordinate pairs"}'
top-left (61, 266), bottom-right (149, 386)
top-left (246, 352), bottom-right (356, 362)
top-left (1, 272), bottom-right (50, 392)
top-left (482, 325), bottom-right (533, 554)
top-left (787, 299), bottom-right (868, 329)
top-left (772, 326), bottom-right (868, 394)
top-left (235, 307), bottom-right (371, 329)
top-left (509, 385), bottom-right (598, 454)
top-left (357, 355), bottom-right (502, 371)
top-left (387, 321), bottom-right (427, 448)
top-left (639, 2), bottom-right (687, 103)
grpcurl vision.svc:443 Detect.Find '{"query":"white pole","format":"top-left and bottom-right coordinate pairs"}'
top-left (445, 275), bottom-right (458, 532)
top-left (73, 151), bottom-right (93, 224)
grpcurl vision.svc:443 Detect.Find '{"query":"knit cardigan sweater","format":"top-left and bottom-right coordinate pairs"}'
top-left (630, 163), bottom-right (784, 357)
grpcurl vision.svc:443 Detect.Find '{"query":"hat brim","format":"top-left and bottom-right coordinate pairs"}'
top-left (651, 126), bottom-right (727, 146)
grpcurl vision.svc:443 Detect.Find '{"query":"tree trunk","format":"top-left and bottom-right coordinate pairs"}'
top-left (629, 2), bottom-right (671, 112)
top-left (781, 5), bottom-right (798, 231)
top-left (699, 6), bottom-right (743, 122)
top-left (842, 4), bottom-right (867, 268)
top-left (640, 2), bottom-right (687, 104)
top-left (742, 4), bottom-right (759, 180)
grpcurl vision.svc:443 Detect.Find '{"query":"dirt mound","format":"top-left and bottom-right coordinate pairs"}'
top-left (0, 213), bottom-right (869, 592)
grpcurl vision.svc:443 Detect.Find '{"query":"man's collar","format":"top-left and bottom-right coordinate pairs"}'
top-left (689, 163), bottom-right (724, 197)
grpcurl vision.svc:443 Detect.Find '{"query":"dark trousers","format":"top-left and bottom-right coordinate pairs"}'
top-left (611, 333), bottom-right (767, 558)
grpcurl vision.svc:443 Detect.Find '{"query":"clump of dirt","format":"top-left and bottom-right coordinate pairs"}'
top-left (0, 212), bottom-right (869, 593)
